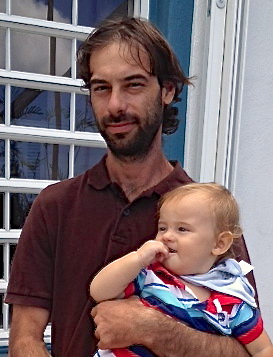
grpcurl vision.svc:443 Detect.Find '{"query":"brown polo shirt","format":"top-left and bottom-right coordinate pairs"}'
top-left (5, 156), bottom-right (255, 356)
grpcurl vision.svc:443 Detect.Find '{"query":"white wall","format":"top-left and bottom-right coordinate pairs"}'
top-left (232, 0), bottom-right (273, 338)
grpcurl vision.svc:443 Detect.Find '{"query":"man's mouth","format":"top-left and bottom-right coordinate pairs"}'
top-left (106, 121), bottom-right (137, 134)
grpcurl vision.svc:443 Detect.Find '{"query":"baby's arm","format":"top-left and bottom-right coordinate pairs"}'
top-left (90, 240), bottom-right (169, 302)
top-left (245, 331), bottom-right (273, 356)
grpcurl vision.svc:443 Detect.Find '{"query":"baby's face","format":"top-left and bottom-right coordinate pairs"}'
top-left (155, 192), bottom-right (218, 276)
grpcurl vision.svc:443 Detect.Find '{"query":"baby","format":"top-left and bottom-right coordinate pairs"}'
top-left (91, 183), bottom-right (273, 356)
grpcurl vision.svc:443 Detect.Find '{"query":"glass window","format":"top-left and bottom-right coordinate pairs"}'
top-left (0, 140), bottom-right (4, 178)
top-left (78, 0), bottom-right (130, 27)
top-left (10, 141), bottom-right (69, 180)
top-left (0, 29), bottom-right (5, 69)
top-left (74, 146), bottom-right (106, 176)
top-left (10, 87), bottom-right (70, 130)
top-left (0, 86), bottom-right (4, 124)
top-left (11, 0), bottom-right (72, 24)
top-left (75, 94), bottom-right (97, 132)
top-left (11, 31), bottom-right (72, 77)
top-left (0, 193), bottom-right (3, 229)
top-left (10, 193), bottom-right (37, 229)
top-left (0, 2), bottom-right (5, 12)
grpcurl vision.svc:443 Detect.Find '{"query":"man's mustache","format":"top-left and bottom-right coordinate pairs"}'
top-left (101, 113), bottom-right (139, 126)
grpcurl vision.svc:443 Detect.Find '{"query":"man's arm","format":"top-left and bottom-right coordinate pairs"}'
top-left (92, 298), bottom-right (250, 357)
top-left (9, 305), bottom-right (51, 357)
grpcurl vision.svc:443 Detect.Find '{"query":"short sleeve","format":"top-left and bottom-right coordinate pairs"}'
top-left (231, 303), bottom-right (263, 344)
top-left (5, 191), bottom-right (54, 310)
top-left (124, 269), bottom-right (147, 299)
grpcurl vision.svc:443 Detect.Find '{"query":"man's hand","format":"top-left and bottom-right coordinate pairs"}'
top-left (91, 297), bottom-right (152, 350)
top-left (91, 297), bottom-right (250, 357)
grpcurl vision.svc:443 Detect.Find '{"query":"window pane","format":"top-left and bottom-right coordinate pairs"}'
top-left (78, 0), bottom-right (130, 27)
top-left (10, 193), bottom-right (37, 229)
top-left (11, 31), bottom-right (71, 77)
top-left (0, 2), bottom-right (5, 12)
top-left (0, 193), bottom-right (3, 228)
top-left (10, 87), bottom-right (70, 130)
top-left (75, 94), bottom-right (98, 132)
top-left (0, 245), bottom-right (3, 279)
top-left (0, 293), bottom-right (3, 329)
top-left (10, 141), bottom-right (69, 180)
top-left (0, 140), bottom-right (4, 177)
top-left (0, 85), bottom-right (4, 124)
top-left (11, 0), bottom-right (72, 24)
top-left (74, 146), bottom-right (106, 176)
top-left (0, 28), bottom-right (5, 69)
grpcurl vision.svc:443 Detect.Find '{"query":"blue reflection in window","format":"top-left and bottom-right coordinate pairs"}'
top-left (78, 0), bottom-right (128, 27)
top-left (10, 141), bottom-right (69, 180)
top-left (12, 0), bottom-right (72, 23)
top-left (74, 146), bottom-right (106, 176)
top-left (0, 85), bottom-right (4, 124)
top-left (75, 94), bottom-right (98, 132)
top-left (10, 87), bottom-right (70, 130)
top-left (10, 193), bottom-right (37, 229)
top-left (0, 193), bottom-right (3, 229)
top-left (0, 140), bottom-right (4, 178)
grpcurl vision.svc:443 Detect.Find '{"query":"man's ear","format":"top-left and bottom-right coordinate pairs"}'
top-left (212, 232), bottom-right (233, 256)
top-left (161, 82), bottom-right (175, 105)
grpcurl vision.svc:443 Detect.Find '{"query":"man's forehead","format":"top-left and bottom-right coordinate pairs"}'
top-left (90, 41), bottom-right (152, 74)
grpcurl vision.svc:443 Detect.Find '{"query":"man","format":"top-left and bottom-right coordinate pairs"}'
top-left (6, 18), bottom-right (255, 357)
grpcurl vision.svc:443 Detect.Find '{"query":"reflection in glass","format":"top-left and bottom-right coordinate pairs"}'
top-left (0, 85), bottom-right (4, 124)
top-left (10, 193), bottom-right (37, 229)
top-left (0, 29), bottom-right (5, 69)
top-left (11, 0), bottom-right (72, 24)
top-left (75, 94), bottom-right (98, 132)
top-left (11, 31), bottom-right (71, 77)
top-left (78, 0), bottom-right (130, 27)
top-left (0, 245), bottom-right (3, 279)
top-left (0, 193), bottom-right (3, 229)
top-left (0, 293), bottom-right (3, 329)
top-left (0, 140), bottom-right (4, 177)
top-left (10, 87), bottom-right (70, 130)
top-left (74, 146), bottom-right (106, 176)
top-left (10, 141), bottom-right (69, 180)
top-left (0, 2), bottom-right (5, 12)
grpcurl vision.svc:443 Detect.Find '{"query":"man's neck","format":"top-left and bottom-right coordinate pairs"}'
top-left (106, 150), bottom-right (173, 202)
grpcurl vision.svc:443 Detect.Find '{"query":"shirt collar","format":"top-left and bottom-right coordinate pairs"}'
top-left (86, 155), bottom-right (193, 194)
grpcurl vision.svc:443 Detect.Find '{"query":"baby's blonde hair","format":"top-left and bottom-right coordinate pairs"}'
top-left (159, 183), bottom-right (243, 259)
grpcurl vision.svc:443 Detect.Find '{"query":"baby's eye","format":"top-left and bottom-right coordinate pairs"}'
top-left (178, 227), bottom-right (187, 232)
top-left (158, 226), bottom-right (166, 232)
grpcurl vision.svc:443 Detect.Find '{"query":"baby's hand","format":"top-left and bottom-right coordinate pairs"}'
top-left (136, 240), bottom-right (169, 268)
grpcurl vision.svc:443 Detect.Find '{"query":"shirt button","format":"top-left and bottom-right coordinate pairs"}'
top-left (123, 208), bottom-right (130, 216)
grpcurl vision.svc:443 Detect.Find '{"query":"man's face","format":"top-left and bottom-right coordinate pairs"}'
top-left (89, 42), bottom-right (174, 161)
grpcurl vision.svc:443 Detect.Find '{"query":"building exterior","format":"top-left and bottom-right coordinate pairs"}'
top-left (0, 0), bottom-right (272, 353)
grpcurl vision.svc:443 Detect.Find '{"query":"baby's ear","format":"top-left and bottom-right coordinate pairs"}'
top-left (212, 231), bottom-right (233, 256)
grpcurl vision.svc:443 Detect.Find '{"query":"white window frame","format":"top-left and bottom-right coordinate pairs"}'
top-left (184, 0), bottom-right (247, 190)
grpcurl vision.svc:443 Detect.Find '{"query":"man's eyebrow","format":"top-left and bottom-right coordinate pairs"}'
top-left (124, 74), bottom-right (149, 81)
top-left (89, 79), bottom-right (107, 86)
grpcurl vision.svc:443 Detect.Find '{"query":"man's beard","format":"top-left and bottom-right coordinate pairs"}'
top-left (94, 93), bottom-right (164, 161)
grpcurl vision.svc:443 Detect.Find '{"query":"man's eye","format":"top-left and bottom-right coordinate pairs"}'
top-left (129, 82), bottom-right (143, 88)
top-left (92, 86), bottom-right (108, 92)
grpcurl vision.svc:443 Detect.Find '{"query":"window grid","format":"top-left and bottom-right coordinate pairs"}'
top-left (0, 0), bottom-right (148, 346)
top-left (0, 0), bottom-right (101, 342)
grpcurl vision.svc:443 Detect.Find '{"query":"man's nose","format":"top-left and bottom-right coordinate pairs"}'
top-left (107, 88), bottom-right (127, 116)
